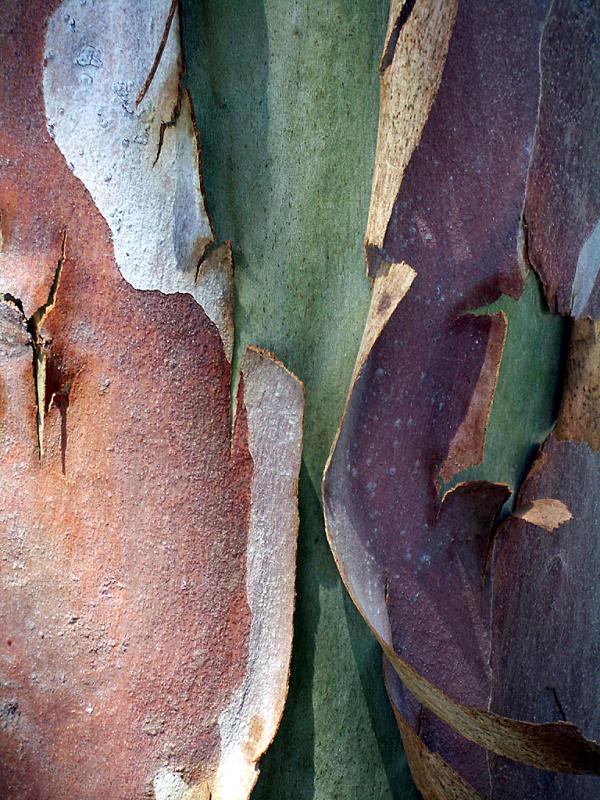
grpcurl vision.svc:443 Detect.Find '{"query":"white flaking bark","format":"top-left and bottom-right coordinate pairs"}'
top-left (213, 347), bottom-right (303, 800)
top-left (153, 769), bottom-right (209, 800)
top-left (43, 9), bottom-right (302, 798)
top-left (43, 0), bottom-right (234, 358)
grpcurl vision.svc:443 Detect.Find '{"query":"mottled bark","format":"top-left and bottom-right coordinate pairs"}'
top-left (0, 3), bottom-right (303, 799)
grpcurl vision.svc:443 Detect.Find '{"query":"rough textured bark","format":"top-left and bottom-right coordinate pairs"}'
top-left (0, 3), bottom-right (303, 799)
top-left (324, 0), bottom-right (600, 797)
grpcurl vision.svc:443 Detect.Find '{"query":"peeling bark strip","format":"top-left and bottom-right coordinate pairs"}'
top-left (324, 0), bottom-right (600, 797)
top-left (511, 497), bottom-right (572, 533)
top-left (384, 662), bottom-right (484, 800)
top-left (0, 3), bottom-right (303, 799)
top-left (215, 348), bottom-right (303, 800)
top-left (43, 0), bottom-right (234, 361)
top-left (439, 312), bottom-right (507, 486)
top-left (366, 0), bottom-right (458, 266)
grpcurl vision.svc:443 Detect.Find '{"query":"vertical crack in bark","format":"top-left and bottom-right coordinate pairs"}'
top-left (134, 0), bottom-right (186, 167)
top-left (136, 0), bottom-right (179, 107)
top-left (47, 365), bottom-right (84, 475)
top-left (380, 0), bottom-right (417, 72)
top-left (153, 86), bottom-right (183, 166)
top-left (28, 231), bottom-right (67, 460)
top-left (1, 232), bottom-right (67, 460)
top-left (549, 687), bottom-right (567, 722)
top-left (520, 212), bottom-right (553, 311)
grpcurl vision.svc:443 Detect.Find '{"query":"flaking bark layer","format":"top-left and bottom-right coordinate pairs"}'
top-left (0, 3), bottom-right (303, 799)
top-left (324, 0), bottom-right (600, 797)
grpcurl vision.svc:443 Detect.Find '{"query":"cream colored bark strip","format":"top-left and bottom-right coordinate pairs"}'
top-left (511, 498), bottom-right (572, 533)
top-left (365, 0), bottom-right (458, 254)
top-left (43, 0), bottom-right (233, 358)
top-left (213, 347), bottom-right (304, 800)
top-left (352, 260), bottom-right (416, 385)
top-left (397, 718), bottom-right (485, 800)
top-left (388, 696), bottom-right (485, 800)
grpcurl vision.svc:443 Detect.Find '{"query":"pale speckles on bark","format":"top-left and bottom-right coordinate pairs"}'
top-left (323, 0), bottom-right (600, 791)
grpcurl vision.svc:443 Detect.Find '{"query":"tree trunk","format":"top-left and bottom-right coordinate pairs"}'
top-left (1, 1), bottom-right (599, 799)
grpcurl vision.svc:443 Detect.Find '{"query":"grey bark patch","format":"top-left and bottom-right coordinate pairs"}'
top-left (571, 219), bottom-right (600, 318)
top-left (43, 0), bottom-right (233, 356)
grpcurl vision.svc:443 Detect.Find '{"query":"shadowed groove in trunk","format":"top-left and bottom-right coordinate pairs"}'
top-left (181, 0), bottom-right (419, 797)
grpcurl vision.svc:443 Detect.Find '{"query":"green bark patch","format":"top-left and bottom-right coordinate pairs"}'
top-left (182, 1), bottom-right (418, 798)
top-left (441, 270), bottom-right (568, 512)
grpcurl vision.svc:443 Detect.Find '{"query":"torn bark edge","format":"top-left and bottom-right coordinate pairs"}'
top-left (144, 4), bottom-right (216, 255)
top-left (171, 19), bottom-right (235, 365)
top-left (511, 497), bottom-right (572, 533)
top-left (351, 259), bottom-right (416, 386)
top-left (210, 346), bottom-right (304, 800)
top-left (480, 435), bottom-right (572, 586)
top-left (128, 0), bottom-right (237, 366)
top-left (438, 311), bottom-right (508, 487)
top-left (135, 0), bottom-right (191, 173)
top-left (322, 289), bottom-right (600, 776)
top-left (195, 241), bottom-right (235, 365)
top-left (383, 660), bottom-right (485, 800)
top-left (364, 0), bottom-right (458, 266)
top-left (44, 0), bottom-right (236, 363)
top-left (322, 480), bottom-right (600, 775)
top-left (167, 4), bottom-right (217, 256)
top-left (136, 0), bottom-right (179, 107)
top-left (555, 318), bottom-right (600, 451)
top-left (149, 3), bottom-right (236, 367)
